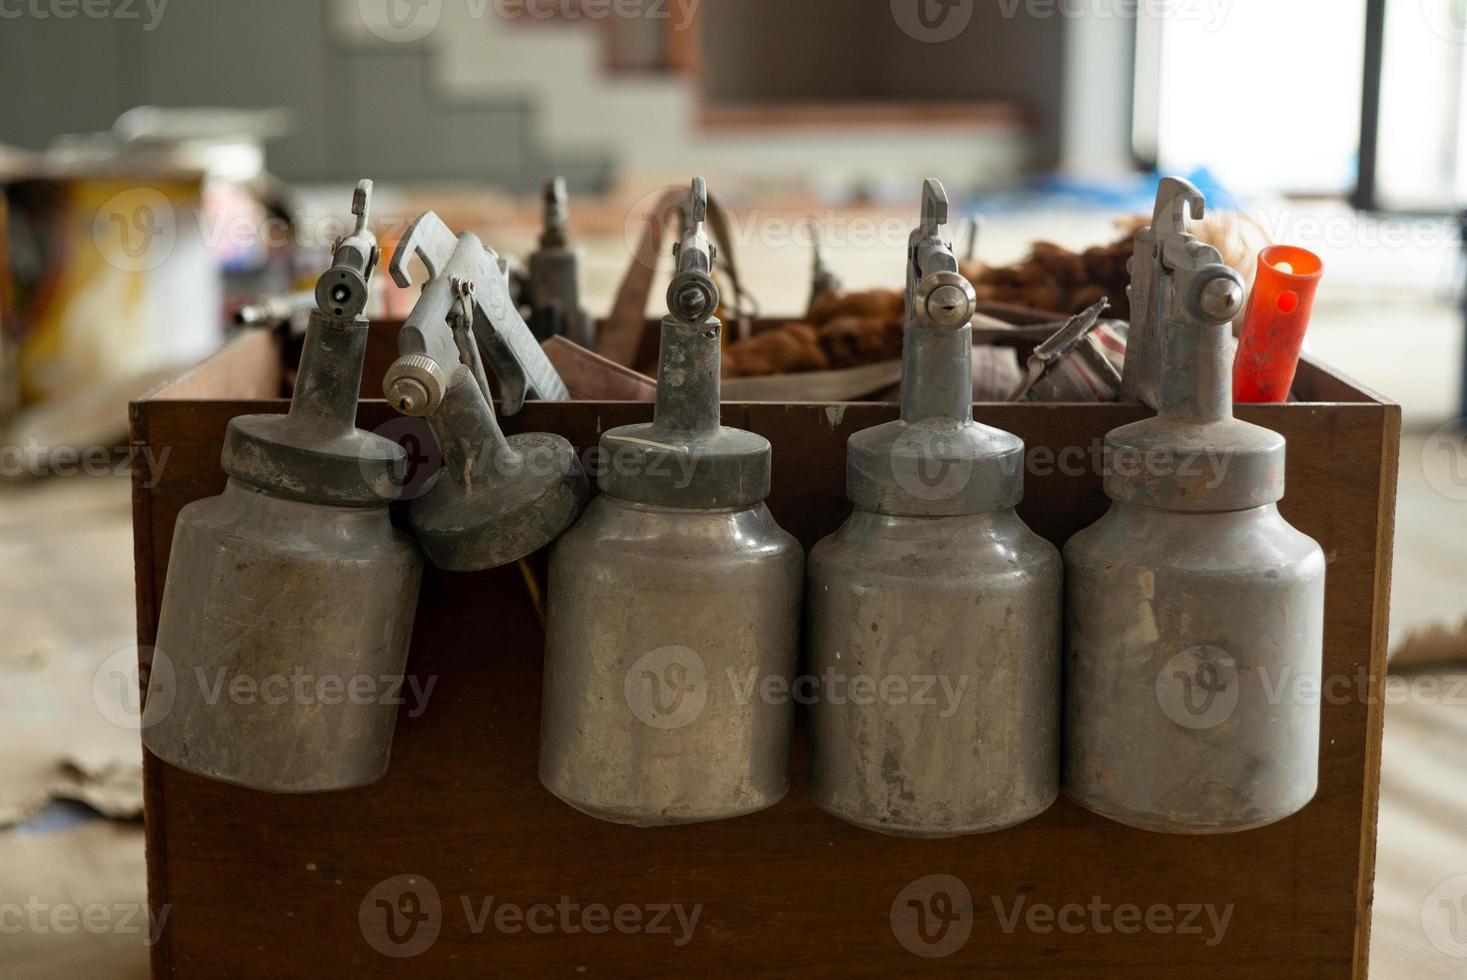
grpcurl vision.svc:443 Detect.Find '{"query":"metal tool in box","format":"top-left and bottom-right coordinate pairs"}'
top-left (384, 211), bottom-right (588, 572)
top-left (806, 179), bottom-right (1062, 837)
top-left (1064, 177), bottom-right (1326, 833)
top-left (526, 177), bottom-right (592, 348)
top-left (539, 178), bottom-right (804, 827)
top-left (144, 181), bottom-right (424, 793)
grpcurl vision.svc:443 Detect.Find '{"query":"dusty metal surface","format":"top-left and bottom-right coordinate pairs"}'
top-left (845, 181), bottom-right (1025, 518)
top-left (806, 179), bottom-right (1062, 837)
top-left (1063, 178), bottom-right (1327, 833)
top-left (143, 182), bottom-right (425, 794)
top-left (539, 178), bottom-right (804, 827)
top-left (389, 210), bottom-right (570, 416)
top-left (384, 211), bottom-right (588, 572)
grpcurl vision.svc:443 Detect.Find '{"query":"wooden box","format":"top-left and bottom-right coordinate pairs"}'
top-left (131, 326), bottom-right (1399, 978)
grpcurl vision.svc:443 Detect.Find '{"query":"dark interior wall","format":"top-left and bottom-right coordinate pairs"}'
top-left (699, 0), bottom-right (1067, 167)
top-left (697, 0), bottom-right (887, 103)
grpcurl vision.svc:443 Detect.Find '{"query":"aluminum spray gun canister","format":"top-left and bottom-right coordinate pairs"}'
top-left (806, 179), bottom-right (1062, 837)
top-left (527, 177), bottom-right (592, 348)
top-left (539, 178), bottom-right (804, 827)
top-left (1064, 177), bottom-right (1326, 834)
top-left (383, 211), bottom-right (588, 571)
top-left (144, 181), bottom-right (424, 793)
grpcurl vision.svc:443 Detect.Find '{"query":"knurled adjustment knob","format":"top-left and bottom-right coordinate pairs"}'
top-left (384, 354), bottom-right (446, 417)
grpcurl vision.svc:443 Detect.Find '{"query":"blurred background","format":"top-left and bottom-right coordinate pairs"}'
top-left (0, 1), bottom-right (1464, 976)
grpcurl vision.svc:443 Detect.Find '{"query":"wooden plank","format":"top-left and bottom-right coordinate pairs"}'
top-left (133, 388), bottom-right (1394, 978)
top-left (1352, 400), bottom-right (1402, 977)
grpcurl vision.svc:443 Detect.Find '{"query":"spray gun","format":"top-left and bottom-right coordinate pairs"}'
top-left (808, 178), bottom-right (1060, 837)
top-left (846, 180), bottom-right (1019, 519)
top-left (1120, 177), bottom-right (1246, 412)
top-left (383, 212), bottom-right (587, 572)
top-left (898, 178), bottom-right (979, 426)
top-left (146, 180), bottom-right (424, 794)
top-left (539, 178), bottom-right (803, 826)
top-left (665, 176), bottom-right (720, 327)
top-left (1064, 177), bottom-right (1325, 834)
top-left (527, 177), bottom-right (592, 347)
top-left (387, 211), bottom-right (569, 417)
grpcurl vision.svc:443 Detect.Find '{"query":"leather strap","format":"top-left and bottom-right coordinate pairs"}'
top-left (599, 187), bottom-right (751, 371)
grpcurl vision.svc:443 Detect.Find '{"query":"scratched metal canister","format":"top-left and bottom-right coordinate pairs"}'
top-left (1064, 178), bottom-right (1326, 833)
top-left (538, 179), bottom-right (803, 826)
top-left (807, 180), bottom-right (1061, 837)
top-left (144, 182), bottom-right (425, 793)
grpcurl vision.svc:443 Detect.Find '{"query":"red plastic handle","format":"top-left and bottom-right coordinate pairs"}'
top-left (1232, 245), bottom-right (1324, 403)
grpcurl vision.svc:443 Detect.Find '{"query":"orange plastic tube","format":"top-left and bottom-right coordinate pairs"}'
top-left (1233, 245), bottom-right (1324, 403)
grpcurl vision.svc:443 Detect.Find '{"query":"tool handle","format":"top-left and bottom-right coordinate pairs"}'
top-left (654, 179), bottom-right (723, 436)
top-left (1232, 245), bottom-right (1324, 404)
top-left (314, 179), bottom-right (378, 319)
top-left (667, 178), bottom-right (720, 323)
top-left (902, 178), bottom-right (977, 424)
top-left (292, 181), bottom-right (378, 431)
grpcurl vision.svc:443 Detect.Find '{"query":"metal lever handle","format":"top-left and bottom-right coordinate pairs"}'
top-left (315, 178), bottom-right (378, 319)
top-left (667, 177), bottom-right (720, 323)
top-left (388, 210), bottom-right (570, 415)
top-left (907, 178), bottom-right (976, 333)
top-left (902, 178), bottom-right (979, 423)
